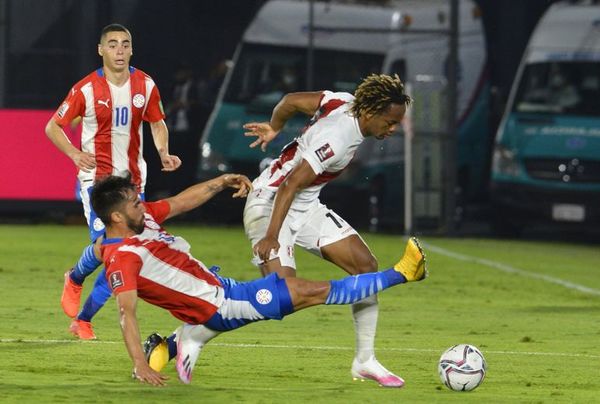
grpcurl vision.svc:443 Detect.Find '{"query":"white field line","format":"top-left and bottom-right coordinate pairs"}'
top-left (1, 339), bottom-right (599, 359)
top-left (424, 242), bottom-right (600, 297)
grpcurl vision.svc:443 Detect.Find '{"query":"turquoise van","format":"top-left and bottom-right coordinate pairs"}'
top-left (491, 2), bottom-right (600, 235)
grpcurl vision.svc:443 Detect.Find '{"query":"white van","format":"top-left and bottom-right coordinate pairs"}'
top-left (200, 0), bottom-right (489, 229)
top-left (491, 1), bottom-right (600, 235)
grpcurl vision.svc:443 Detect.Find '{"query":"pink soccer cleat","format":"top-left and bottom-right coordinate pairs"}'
top-left (351, 356), bottom-right (405, 388)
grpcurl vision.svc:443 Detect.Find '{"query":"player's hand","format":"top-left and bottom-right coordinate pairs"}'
top-left (253, 235), bottom-right (280, 262)
top-left (244, 122), bottom-right (279, 152)
top-left (132, 363), bottom-right (169, 387)
top-left (71, 151), bottom-right (96, 172)
top-left (160, 154), bottom-right (182, 172)
top-left (222, 174), bottom-right (253, 198)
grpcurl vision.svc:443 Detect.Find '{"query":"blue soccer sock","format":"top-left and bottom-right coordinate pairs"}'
top-left (77, 268), bottom-right (112, 322)
top-left (325, 269), bottom-right (406, 305)
top-left (70, 244), bottom-right (102, 285)
top-left (166, 334), bottom-right (177, 360)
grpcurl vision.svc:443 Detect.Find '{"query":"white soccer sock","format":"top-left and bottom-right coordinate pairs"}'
top-left (174, 324), bottom-right (221, 383)
top-left (351, 294), bottom-right (378, 363)
top-left (173, 324), bottom-right (220, 346)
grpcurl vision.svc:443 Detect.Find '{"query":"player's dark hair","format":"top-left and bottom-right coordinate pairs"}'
top-left (99, 23), bottom-right (131, 43)
top-left (351, 74), bottom-right (412, 118)
top-left (91, 174), bottom-right (136, 225)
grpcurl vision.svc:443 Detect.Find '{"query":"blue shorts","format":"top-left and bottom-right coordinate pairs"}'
top-left (205, 273), bottom-right (294, 332)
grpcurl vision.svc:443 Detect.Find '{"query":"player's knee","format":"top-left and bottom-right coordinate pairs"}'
top-left (286, 278), bottom-right (329, 309)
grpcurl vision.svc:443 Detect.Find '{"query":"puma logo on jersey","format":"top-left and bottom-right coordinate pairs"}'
top-left (97, 98), bottom-right (110, 108)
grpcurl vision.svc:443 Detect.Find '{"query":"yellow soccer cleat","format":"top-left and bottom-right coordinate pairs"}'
top-left (143, 333), bottom-right (169, 372)
top-left (394, 237), bottom-right (427, 282)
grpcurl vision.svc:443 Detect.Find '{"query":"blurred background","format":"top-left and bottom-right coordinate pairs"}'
top-left (1, 0), bottom-right (599, 240)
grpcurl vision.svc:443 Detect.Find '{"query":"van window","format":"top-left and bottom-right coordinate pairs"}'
top-left (224, 43), bottom-right (384, 104)
top-left (513, 61), bottom-right (600, 116)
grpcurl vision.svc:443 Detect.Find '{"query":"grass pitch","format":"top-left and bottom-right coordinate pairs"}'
top-left (1, 224), bottom-right (599, 403)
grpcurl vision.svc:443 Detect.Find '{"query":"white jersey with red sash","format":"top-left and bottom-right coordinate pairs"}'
top-left (101, 200), bottom-right (224, 325)
top-left (53, 67), bottom-right (165, 193)
top-left (252, 91), bottom-right (364, 210)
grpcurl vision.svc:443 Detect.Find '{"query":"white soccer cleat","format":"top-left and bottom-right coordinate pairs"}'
top-left (175, 324), bottom-right (204, 384)
top-left (174, 323), bottom-right (219, 384)
top-left (351, 356), bottom-right (405, 388)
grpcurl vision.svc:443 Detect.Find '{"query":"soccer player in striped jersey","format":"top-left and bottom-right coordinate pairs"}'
top-left (45, 23), bottom-right (181, 340)
top-left (90, 174), bottom-right (426, 386)
top-left (242, 74), bottom-right (413, 387)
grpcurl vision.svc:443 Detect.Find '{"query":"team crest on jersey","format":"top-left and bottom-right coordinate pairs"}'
top-left (92, 217), bottom-right (105, 231)
top-left (133, 94), bottom-right (145, 108)
top-left (255, 289), bottom-right (272, 305)
top-left (57, 102), bottom-right (70, 118)
top-left (110, 271), bottom-right (124, 289)
top-left (315, 143), bottom-right (334, 162)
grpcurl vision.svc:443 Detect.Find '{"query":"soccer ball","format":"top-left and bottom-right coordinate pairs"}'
top-left (438, 344), bottom-right (487, 391)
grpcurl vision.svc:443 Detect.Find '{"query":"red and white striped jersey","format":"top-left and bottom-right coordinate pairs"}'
top-left (253, 91), bottom-right (364, 209)
top-left (53, 67), bottom-right (165, 193)
top-left (101, 200), bottom-right (224, 325)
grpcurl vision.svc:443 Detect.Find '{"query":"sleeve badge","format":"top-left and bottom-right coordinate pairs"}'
top-left (109, 270), bottom-right (125, 290)
top-left (315, 143), bottom-right (335, 162)
top-left (57, 102), bottom-right (70, 119)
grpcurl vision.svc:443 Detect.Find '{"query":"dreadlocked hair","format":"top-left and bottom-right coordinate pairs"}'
top-left (351, 74), bottom-right (412, 119)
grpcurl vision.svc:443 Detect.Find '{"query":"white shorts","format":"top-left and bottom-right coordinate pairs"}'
top-left (80, 181), bottom-right (106, 241)
top-left (243, 188), bottom-right (358, 269)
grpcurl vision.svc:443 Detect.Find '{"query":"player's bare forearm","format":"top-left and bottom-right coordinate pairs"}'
top-left (149, 120), bottom-right (170, 156)
top-left (116, 292), bottom-right (146, 368)
top-left (265, 181), bottom-right (297, 239)
top-left (270, 91), bottom-right (322, 132)
top-left (150, 120), bottom-right (181, 171)
top-left (45, 119), bottom-right (79, 158)
top-left (165, 174), bottom-right (252, 219)
top-left (269, 161), bottom-right (317, 240)
top-left (45, 119), bottom-right (96, 171)
top-left (117, 292), bottom-right (167, 386)
top-left (264, 161), bottom-right (317, 239)
top-left (254, 177), bottom-right (300, 261)
top-left (245, 92), bottom-right (322, 151)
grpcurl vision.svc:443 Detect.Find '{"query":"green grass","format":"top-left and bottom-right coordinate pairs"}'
top-left (1, 224), bottom-right (599, 403)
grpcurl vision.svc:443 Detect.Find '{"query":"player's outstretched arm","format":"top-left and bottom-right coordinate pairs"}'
top-left (244, 91), bottom-right (322, 151)
top-left (116, 290), bottom-right (169, 386)
top-left (165, 173), bottom-right (252, 220)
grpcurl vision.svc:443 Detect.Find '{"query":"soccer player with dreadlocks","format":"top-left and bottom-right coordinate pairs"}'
top-left (239, 74), bottom-right (413, 387)
top-left (142, 75), bottom-right (426, 385)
